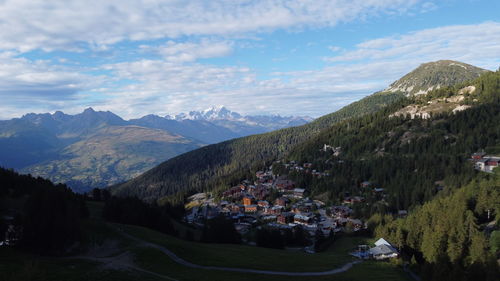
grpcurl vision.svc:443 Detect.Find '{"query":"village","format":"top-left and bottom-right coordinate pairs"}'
top-left (181, 150), bottom-right (499, 257)
top-left (184, 160), bottom-right (374, 253)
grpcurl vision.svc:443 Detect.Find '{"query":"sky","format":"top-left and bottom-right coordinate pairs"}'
top-left (0, 0), bottom-right (499, 119)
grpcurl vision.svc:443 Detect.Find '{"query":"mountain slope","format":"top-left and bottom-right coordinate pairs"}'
top-left (386, 60), bottom-right (487, 96)
top-left (285, 70), bottom-right (500, 210)
top-left (22, 126), bottom-right (201, 192)
top-left (374, 173), bottom-right (499, 281)
top-left (129, 114), bottom-right (240, 144)
top-left (0, 119), bottom-right (62, 169)
top-left (110, 92), bottom-right (405, 201)
top-left (110, 60), bottom-right (487, 202)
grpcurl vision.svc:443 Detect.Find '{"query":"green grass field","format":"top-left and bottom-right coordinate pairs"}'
top-left (0, 201), bottom-right (412, 281)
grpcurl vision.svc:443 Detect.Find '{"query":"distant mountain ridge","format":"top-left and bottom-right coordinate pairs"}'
top-left (0, 106), bottom-right (312, 192)
top-left (166, 105), bottom-right (314, 134)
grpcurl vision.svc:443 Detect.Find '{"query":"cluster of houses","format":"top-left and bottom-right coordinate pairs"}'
top-left (185, 165), bottom-right (366, 244)
top-left (472, 152), bottom-right (500, 173)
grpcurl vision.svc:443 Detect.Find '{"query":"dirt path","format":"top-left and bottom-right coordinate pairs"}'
top-left (73, 251), bottom-right (179, 281)
top-left (117, 228), bottom-right (363, 277)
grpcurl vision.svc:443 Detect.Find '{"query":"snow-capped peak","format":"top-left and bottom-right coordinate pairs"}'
top-left (168, 106), bottom-right (313, 130)
top-left (203, 105), bottom-right (226, 114)
top-left (173, 105), bottom-right (243, 121)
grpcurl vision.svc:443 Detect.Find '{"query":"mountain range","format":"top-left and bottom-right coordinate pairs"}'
top-left (0, 106), bottom-right (311, 192)
top-left (110, 60), bottom-right (491, 203)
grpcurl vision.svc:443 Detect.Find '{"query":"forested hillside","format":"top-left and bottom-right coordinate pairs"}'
top-left (284, 69), bottom-right (500, 212)
top-left (110, 91), bottom-right (404, 202)
top-left (111, 60), bottom-right (488, 203)
top-left (373, 172), bottom-right (499, 281)
top-left (0, 168), bottom-right (88, 254)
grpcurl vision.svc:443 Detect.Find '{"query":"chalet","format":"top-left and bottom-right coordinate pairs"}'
top-left (243, 196), bottom-right (254, 206)
top-left (231, 204), bottom-right (244, 214)
top-left (294, 214), bottom-right (313, 225)
top-left (292, 202), bottom-right (312, 213)
top-left (275, 179), bottom-right (295, 191)
top-left (250, 185), bottom-right (269, 200)
top-left (369, 238), bottom-right (399, 260)
top-left (361, 181), bottom-right (371, 188)
top-left (244, 205), bottom-right (258, 213)
top-left (277, 212), bottom-right (294, 224)
top-left (269, 205), bottom-right (284, 215)
top-left (223, 186), bottom-right (242, 198)
top-left (275, 197), bottom-right (289, 207)
top-left (471, 152), bottom-right (486, 160)
top-left (373, 188), bottom-right (385, 193)
top-left (261, 215), bottom-right (277, 222)
top-left (397, 210), bottom-right (408, 218)
top-left (347, 218), bottom-right (363, 231)
top-left (343, 196), bottom-right (364, 204)
top-left (319, 218), bottom-right (337, 235)
top-left (257, 200), bottom-right (270, 208)
top-left (293, 188), bottom-right (305, 198)
top-left (475, 156), bottom-right (500, 173)
top-left (330, 206), bottom-right (352, 218)
top-left (486, 158), bottom-right (499, 166)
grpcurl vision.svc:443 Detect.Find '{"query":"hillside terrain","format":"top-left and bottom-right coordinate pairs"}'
top-left (385, 60), bottom-right (487, 96)
top-left (285, 70), bottom-right (500, 209)
top-left (0, 168), bottom-right (411, 281)
top-left (24, 126), bottom-right (200, 191)
top-left (110, 63), bottom-right (499, 280)
top-left (0, 107), bottom-right (308, 192)
top-left (111, 60), bottom-right (489, 203)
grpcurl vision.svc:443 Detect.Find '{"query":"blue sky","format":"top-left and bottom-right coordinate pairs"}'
top-left (0, 0), bottom-right (499, 119)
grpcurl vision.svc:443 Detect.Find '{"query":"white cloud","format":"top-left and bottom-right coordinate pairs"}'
top-left (0, 52), bottom-right (103, 118)
top-left (328, 46), bottom-right (342, 52)
top-left (420, 2), bottom-right (438, 13)
top-left (1, 2), bottom-right (498, 121)
top-left (152, 40), bottom-right (233, 63)
top-left (88, 58), bottom-right (398, 119)
top-left (94, 22), bottom-right (500, 116)
top-left (62, 21), bottom-right (500, 120)
top-left (324, 22), bottom-right (500, 70)
top-left (0, 0), bottom-right (424, 52)
top-left (0, 53), bottom-right (93, 96)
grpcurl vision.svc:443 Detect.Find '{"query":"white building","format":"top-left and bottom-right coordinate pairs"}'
top-left (369, 238), bottom-right (399, 260)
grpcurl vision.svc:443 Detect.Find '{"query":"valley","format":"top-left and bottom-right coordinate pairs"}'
top-left (0, 107), bottom-right (309, 192)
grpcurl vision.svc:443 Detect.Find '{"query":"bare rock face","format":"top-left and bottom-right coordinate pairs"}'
top-left (389, 84), bottom-right (479, 120)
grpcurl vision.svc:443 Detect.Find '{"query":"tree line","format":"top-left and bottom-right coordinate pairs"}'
top-left (0, 167), bottom-right (88, 255)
